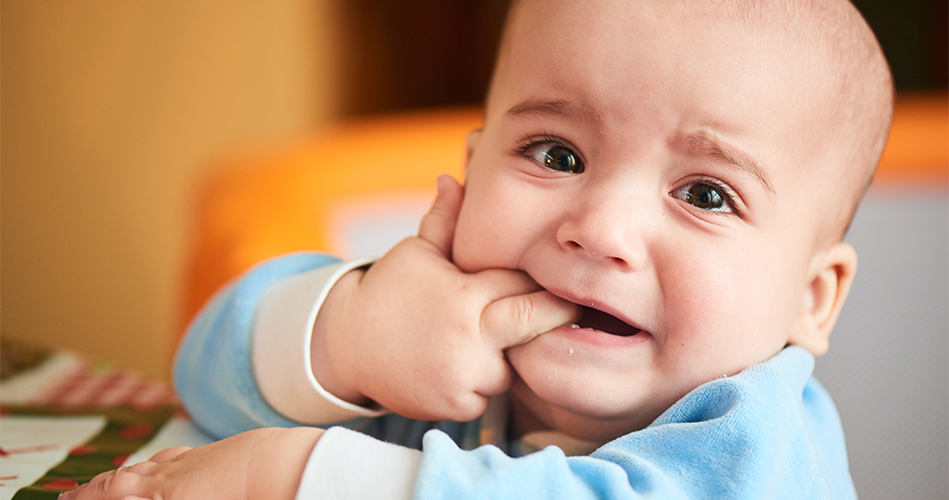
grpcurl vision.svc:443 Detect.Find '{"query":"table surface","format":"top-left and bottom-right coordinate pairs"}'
top-left (0, 341), bottom-right (214, 500)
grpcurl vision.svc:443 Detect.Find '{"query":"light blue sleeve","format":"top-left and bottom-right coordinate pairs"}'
top-left (411, 347), bottom-right (857, 500)
top-left (173, 252), bottom-right (343, 439)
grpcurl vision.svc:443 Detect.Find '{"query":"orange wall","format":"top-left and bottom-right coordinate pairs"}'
top-left (1, 0), bottom-right (342, 381)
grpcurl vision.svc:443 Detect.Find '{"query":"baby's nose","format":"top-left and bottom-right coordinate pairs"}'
top-left (555, 202), bottom-right (647, 271)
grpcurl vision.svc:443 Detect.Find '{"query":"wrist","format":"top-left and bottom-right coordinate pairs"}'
top-left (253, 258), bottom-right (384, 425)
top-left (248, 427), bottom-right (324, 500)
top-left (311, 267), bottom-right (372, 406)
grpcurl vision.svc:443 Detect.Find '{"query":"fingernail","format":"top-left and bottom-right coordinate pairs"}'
top-left (58, 491), bottom-right (75, 500)
top-left (436, 175), bottom-right (448, 196)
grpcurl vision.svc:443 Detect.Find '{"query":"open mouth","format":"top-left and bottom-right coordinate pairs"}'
top-left (573, 306), bottom-right (642, 337)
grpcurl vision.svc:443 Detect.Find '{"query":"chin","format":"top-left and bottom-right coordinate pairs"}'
top-left (507, 353), bottom-right (665, 441)
top-left (509, 379), bottom-right (656, 443)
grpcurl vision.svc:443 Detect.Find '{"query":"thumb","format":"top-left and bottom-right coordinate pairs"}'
top-left (418, 175), bottom-right (464, 257)
top-left (481, 290), bottom-right (581, 349)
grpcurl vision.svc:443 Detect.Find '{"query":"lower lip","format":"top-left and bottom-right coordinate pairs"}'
top-left (549, 324), bottom-right (652, 348)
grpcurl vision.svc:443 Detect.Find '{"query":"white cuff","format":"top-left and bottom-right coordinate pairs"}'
top-left (296, 427), bottom-right (422, 500)
top-left (252, 258), bottom-right (387, 424)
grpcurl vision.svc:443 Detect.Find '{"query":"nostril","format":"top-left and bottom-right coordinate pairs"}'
top-left (561, 235), bottom-right (638, 270)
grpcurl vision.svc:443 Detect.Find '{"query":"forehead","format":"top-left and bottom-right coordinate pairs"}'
top-left (488, 0), bottom-right (832, 182)
top-left (495, 0), bottom-right (802, 117)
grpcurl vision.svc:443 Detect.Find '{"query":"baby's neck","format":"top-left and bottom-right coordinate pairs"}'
top-left (505, 378), bottom-right (637, 444)
top-left (507, 391), bottom-right (552, 440)
top-left (504, 391), bottom-right (606, 456)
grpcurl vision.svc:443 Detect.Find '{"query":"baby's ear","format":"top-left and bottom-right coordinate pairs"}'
top-left (465, 129), bottom-right (483, 162)
top-left (789, 242), bottom-right (858, 355)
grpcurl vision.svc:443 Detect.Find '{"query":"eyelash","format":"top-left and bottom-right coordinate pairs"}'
top-left (513, 133), bottom-right (585, 172)
top-left (671, 177), bottom-right (744, 218)
top-left (515, 132), bottom-right (563, 152)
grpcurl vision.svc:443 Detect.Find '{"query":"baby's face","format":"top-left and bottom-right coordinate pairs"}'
top-left (452, 0), bottom-right (847, 440)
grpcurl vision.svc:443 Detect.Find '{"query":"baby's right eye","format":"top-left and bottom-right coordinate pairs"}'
top-left (521, 141), bottom-right (585, 173)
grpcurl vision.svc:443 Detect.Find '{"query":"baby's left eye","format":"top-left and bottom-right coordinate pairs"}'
top-left (671, 182), bottom-right (734, 213)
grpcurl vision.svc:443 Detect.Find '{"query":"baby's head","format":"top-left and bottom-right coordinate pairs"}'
top-left (451, 0), bottom-right (893, 440)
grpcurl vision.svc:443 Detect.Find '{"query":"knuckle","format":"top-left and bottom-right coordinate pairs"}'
top-left (96, 469), bottom-right (120, 490)
top-left (124, 462), bottom-right (151, 474)
top-left (428, 200), bottom-right (451, 217)
top-left (99, 466), bottom-right (142, 495)
top-left (513, 296), bottom-right (535, 327)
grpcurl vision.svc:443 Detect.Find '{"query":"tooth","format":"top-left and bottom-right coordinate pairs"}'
top-left (569, 323), bottom-right (580, 329)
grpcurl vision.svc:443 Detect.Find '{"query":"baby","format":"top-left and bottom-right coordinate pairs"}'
top-left (64, 0), bottom-right (892, 498)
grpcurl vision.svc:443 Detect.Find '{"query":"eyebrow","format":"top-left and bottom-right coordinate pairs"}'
top-left (506, 99), bottom-right (602, 126)
top-left (506, 99), bottom-right (775, 196)
top-left (673, 132), bottom-right (776, 196)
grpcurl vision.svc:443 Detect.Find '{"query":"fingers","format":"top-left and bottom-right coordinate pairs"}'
top-left (60, 464), bottom-right (152, 500)
top-left (148, 446), bottom-right (192, 463)
top-left (481, 290), bottom-right (582, 349)
top-left (472, 268), bottom-right (544, 298)
top-left (417, 175), bottom-right (464, 256)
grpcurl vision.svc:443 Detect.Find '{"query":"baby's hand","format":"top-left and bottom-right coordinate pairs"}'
top-left (311, 175), bottom-right (580, 422)
top-left (60, 427), bottom-right (322, 500)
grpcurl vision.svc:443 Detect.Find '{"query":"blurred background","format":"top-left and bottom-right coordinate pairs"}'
top-left (1, 0), bottom-right (509, 381)
top-left (1, 0), bottom-right (946, 497)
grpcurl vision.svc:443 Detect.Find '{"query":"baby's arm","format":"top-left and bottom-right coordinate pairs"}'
top-left (174, 174), bottom-right (578, 436)
top-left (62, 427), bottom-right (323, 500)
top-left (306, 175), bottom-right (580, 421)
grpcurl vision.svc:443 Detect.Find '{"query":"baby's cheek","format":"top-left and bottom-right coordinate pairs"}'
top-left (451, 216), bottom-right (497, 272)
top-left (450, 235), bottom-right (476, 272)
top-left (452, 203), bottom-right (521, 272)
top-left (451, 202), bottom-right (480, 268)
top-left (662, 258), bottom-right (769, 360)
